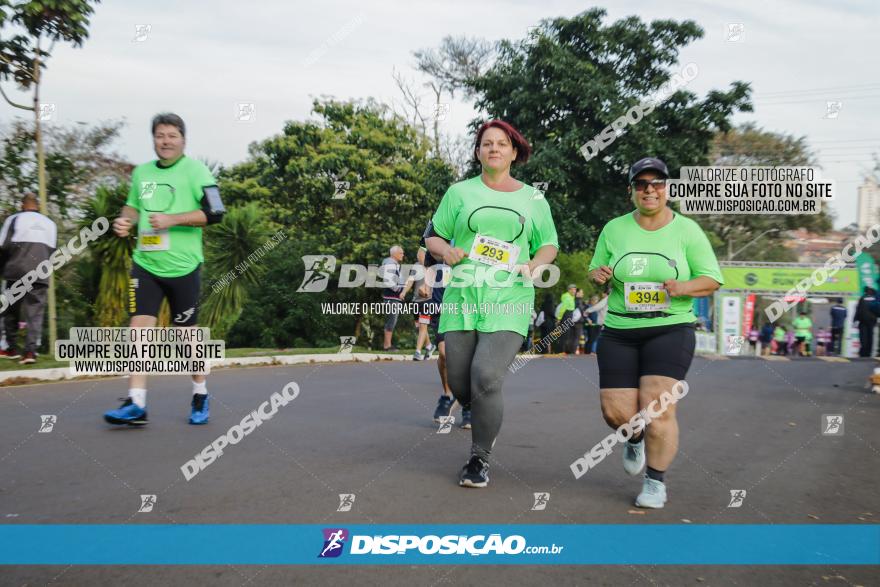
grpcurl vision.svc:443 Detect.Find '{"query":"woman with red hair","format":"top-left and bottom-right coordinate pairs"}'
top-left (425, 120), bottom-right (559, 488)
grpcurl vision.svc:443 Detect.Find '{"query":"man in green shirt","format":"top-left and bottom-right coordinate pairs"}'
top-left (556, 284), bottom-right (577, 354)
top-left (103, 113), bottom-right (221, 427)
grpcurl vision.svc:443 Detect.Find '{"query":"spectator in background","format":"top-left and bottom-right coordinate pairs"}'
top-left (585, 291), bottom-right (608, 354)
top-left (556, 284), bottom-right (577, 354)
top-left (411, 247), bottom-right (433, 361)
top-left (829, 298), bottom-right (847, 355)
top-left (748, 324), bottom-right (759, 355)
top-left (573, 288), bottom-right (587, 354)
top-left (759, 321), bottom-right (774, 356)
top-left (854, 287), bottom-right (877, 358)
top-left (537, 294), bottom-right (556, 354)
top-left (816, 327), bottom-right (830, 356)
top-left (380, 245), bottom-right (413, 352)
top-left (584, 294), bottom-right (601, 355)
top-left (0, 194), bottom-right (57, 365)
top-left (773, 324), bottom-right (787, 356)
top-left (792, 311), bottom-right (813, 357)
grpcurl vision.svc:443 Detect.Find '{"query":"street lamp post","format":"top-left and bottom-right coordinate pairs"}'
top-left (728, 229), bottom-right (781, 261)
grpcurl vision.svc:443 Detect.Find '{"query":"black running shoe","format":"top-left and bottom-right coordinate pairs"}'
top-left (459, 455), bottom-right (490, 488)
top-left (432, 395), bottom-right (454, 423)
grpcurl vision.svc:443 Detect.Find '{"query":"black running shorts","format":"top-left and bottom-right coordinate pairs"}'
top-left (596, 322), bottom-right (696, 389)
top-left (129, 262), bottom-right (201, 326)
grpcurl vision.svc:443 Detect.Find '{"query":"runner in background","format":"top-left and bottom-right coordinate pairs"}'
top-left (411, 247), bottom-right (434, 361)
top-left (421, 222), bottom-right (456, 424)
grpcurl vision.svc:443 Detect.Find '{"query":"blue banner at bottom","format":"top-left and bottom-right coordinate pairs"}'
top-left (0, 525), bottom-right (877, 565)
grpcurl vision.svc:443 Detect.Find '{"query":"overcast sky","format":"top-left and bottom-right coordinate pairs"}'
top-left (1, 0), bottom-right (877, 227)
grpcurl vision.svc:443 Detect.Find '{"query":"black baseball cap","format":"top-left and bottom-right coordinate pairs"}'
top-left (628, 157), bottom-right (669, 183)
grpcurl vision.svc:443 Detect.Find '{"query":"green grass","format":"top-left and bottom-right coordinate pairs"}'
top-left (0, 345), bottom-right (412, 372)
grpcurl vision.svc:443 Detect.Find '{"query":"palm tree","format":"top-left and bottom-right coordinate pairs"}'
top-left (80, 184), bottom-right (133, 326)
top-left (201, 203), bottom-right (272, 339)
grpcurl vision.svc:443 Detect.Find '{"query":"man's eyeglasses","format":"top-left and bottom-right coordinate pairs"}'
top-left (631, 178), bottom-right (667, 192)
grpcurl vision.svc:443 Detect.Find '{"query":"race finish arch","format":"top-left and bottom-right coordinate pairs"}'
top-left (711, 262), bottom-right (862, 357)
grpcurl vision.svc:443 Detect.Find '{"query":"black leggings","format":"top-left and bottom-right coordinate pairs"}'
top-left (444, 330), bottom-right (524, 460)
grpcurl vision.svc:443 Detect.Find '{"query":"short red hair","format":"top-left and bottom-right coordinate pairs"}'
top-left (474, 119), bottom-right (531, 165)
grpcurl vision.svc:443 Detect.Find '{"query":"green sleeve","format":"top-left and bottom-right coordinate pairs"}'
top-left (528, 197), bottom-right (559, 256)
top-left (556, 292), bottom-right (575, 320)
top-left (125, 167), bottom-right (140, 209)
top-left (431, 187), bottom-right (460, 240)
top-left (686, 221), bottom-right (724, 285)
top-left (588, 228), bottom-right (610, 271)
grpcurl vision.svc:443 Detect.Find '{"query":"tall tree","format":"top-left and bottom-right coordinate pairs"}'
top-left (412, 35), bottom-right (494, 156)
top-left (457, 9), bottom-right (752, 250)
top-left (0, 0), bottom-right (102, 350)
top-left (701, 123), bottom-right (832, 261)
top-left (0, 119), bottom-right (131, 217)
top-left (220, 98), bottom-right (456, 345)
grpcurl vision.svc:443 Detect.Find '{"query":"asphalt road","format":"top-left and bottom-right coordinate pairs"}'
top-left (1, 354), bottom-right (878, 586)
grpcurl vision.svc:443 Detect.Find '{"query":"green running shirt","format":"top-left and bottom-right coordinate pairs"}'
top-left (125, 156), bottom-right (216, 278)
top-left (589, 211), bottom-right (723, 329)
top-left (431, 176), bottom-right (559, 337)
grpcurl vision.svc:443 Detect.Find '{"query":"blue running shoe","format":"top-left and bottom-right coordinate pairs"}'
top-left (460, 408), bottom-right (472, 429)
top-left (104, 398), bottom-right (148, 426)
top-left (189, 393), bottom-right (210, 425)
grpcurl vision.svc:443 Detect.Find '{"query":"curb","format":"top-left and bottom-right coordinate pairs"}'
top-left (0, 352), bottom-right (434, 387)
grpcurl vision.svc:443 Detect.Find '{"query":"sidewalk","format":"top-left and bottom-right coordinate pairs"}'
top-left (0, 351), bottom-right (436, 387)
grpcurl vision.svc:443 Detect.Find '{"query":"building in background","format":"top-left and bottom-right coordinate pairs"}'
top-left (857, 177), bottom-right (880, 231)
top-left (783, 227), bottom-right (857, 264)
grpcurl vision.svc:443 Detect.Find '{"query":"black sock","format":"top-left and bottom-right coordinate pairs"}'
top-left (628, 432), bottom-right (644, 444)
top-left (646, 466), bottom-right (665, 482)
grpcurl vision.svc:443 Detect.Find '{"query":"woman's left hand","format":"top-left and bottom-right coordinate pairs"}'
top-left (663, 279), bottom-right (689, 298)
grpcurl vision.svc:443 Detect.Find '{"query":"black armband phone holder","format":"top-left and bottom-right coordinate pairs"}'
top-left (201, 185), bottom-right (226, 224)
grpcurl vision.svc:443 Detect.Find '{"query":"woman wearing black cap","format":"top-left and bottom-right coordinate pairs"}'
top-left (587, 157), bottom-right (723, 508)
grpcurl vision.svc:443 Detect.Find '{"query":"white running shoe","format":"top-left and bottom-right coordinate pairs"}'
top-left (622, 438), bottom-right (646, 476)
top-left (635, 476), bottom-right (667, 509)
